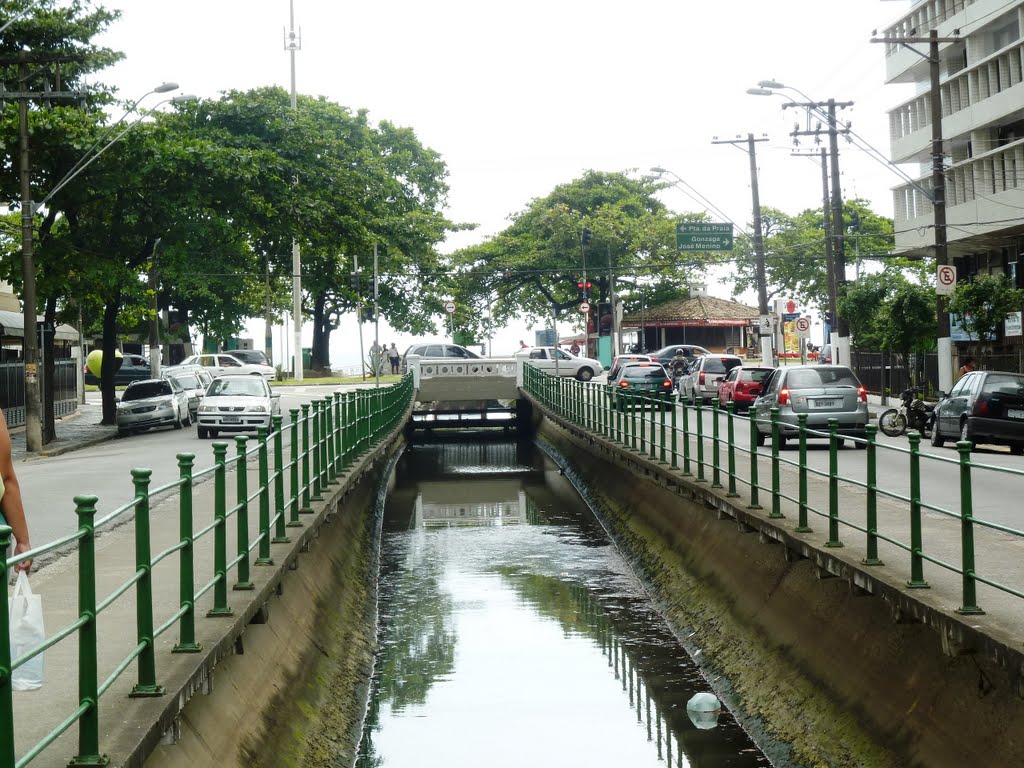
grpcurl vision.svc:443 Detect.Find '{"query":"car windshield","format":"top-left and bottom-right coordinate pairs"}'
top-left (983, 373), bottom-right (1024, 395)
top-left (123, 382), bottom-right (171, 401)
top-left (208, 378), bottom-right (267, 397)
top-left (171, 374), bottom-right (201, 389)
top-left (787, 367), bottom-right (860, 389)
top-left (703, 357), bottom-right (742, 374)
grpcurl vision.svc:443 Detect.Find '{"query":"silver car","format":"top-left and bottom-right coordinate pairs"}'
top-left (678, 354), bottom-right (743, 403)
top-left (750, 365), bottom-right (868, 448)
top-left (163, 366), bottom-right (214, 420)
top-left (115, 378), bottom-right (191, 436)
top-left (197, 375), bottom-right (281, 439)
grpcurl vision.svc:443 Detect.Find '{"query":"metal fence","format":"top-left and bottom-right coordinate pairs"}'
top-left (851, 349), bottom-right (1024, 402)
top-left (0, 361), bottom-right (79, 428)
top-left (0, 376), bottom-right (414, 766)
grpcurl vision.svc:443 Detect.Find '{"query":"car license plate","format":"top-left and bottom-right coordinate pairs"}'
top-left (813, 399), bottom-right (838, 409)
top-left (1008, 408), bottom-right (1024, 420)
top-left (222, 415), bottom-right (241, 424)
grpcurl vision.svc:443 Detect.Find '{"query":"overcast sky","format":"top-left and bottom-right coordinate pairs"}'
top-left (94, 0), bottom-right (913, 364)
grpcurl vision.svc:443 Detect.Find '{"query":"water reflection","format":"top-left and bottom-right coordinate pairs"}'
top-left (355, 441), bottom-right (774, 768)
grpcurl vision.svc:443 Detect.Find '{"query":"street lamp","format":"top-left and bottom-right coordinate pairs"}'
top-left (21, 85), bottom-right (194, 451)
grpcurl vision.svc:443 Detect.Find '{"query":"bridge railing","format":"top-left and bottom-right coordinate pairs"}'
top-left (522, 365), bottom-right (1024, 618)
top-left (0, 376), bottom-right (413, 767)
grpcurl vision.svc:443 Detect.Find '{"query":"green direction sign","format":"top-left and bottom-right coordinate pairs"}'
top-left (676, 222), bottom-right (734, 251)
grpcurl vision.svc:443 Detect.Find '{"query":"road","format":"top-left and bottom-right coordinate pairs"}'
top-left (18, 385), bottom-right (343, 549)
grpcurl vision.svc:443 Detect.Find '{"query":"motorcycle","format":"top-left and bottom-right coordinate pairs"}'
top-left (878, 386), bottom-right (935, 437)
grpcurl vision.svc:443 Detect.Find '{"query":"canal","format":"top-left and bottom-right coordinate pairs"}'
top-left (354, 439), bottom-right (781, 767)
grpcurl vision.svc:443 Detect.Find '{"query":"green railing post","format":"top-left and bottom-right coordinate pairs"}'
top-left (299, 403), bottom-right (313, 513)
top-left (0, 526), bottom-right (13, 767)
top-left (748, 413), bottom-right (762, 510)
top-left (906, 432), bottom-right (929, 587)
top-left (272, 415), bottom-right (292, 541)
top-left (825, 419), bottom-right (843, 547)
top-left (725, 402), bottom-right (738, 497)
top-left (682, 401), bottom-right (692, 476)
top-left (695, 398), bottom-right (706, 482)
top-left (862, 424), bottom-right (882, 563)
top-left (234, 436), bottom-right (254, 590)
top-left (630, 392), bottom-right (638, 450)
top-left (648, 393), bottom-right (656, 460)
top-left (311, 400), bottom-right (323, 501)
top-left (255, 427), bottom-right (273, 566)
top-left (638, 392), bottom-right (646, 452)
top-left (324, 396), bottom-right (337, 485)
top-left (711, 397), bottom-right (722, 488)
top-left (769, 408), bottom-right (783, 518)
top-left (207, 443), bottom-right (233, 617)
top-left (659, 392), bottom-right (667, 464)
top-left (795, 414), bottom-right (811, 532)
top-left (956, 440), bottom-right (984, 614)
top-left (670, 396), bottom-right (678, 470)
top-left (173, 454), bottom-right (202, 653)
top-left (615, 389), bottom-right (623, 444)
top-left (334, 392), bottom-right (343, 476)
top-left (129, 468), bottom-right (164, 697)
top-left (288, 409), bottom-right (303, 525)
top-left (69, 496), bottom-right (110, 767)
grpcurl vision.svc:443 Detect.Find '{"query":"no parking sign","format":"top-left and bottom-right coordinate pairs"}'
top-left (936, 265), bottom-right (957, 295)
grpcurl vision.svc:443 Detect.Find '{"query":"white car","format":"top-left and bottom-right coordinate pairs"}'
top-left (179, 352), bottom-right (275, 381)
top-left (196, 375), bottom-right (281, 439)
top-left (514, 346), bottom-right (604, 382)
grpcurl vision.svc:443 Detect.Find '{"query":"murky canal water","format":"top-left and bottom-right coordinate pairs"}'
top-left (355, 439), bottom-right (775, 767)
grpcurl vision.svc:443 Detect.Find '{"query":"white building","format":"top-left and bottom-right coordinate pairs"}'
top-left (883, 0), bottom-right (1024, 291)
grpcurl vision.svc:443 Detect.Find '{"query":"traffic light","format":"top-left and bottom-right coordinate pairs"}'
top-left (361, 306), bottom-right (375, 323)
top-left (581, 227), bottom-right (592, 247)
top-left (350, 271), bottom-right (360, 292)
top-left (576, 279), bottom-right (592, 299)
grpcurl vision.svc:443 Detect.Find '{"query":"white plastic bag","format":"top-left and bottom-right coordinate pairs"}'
top-left (9, 571), bottom-right (44, 691)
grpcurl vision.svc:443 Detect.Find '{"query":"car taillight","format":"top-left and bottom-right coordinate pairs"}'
top-left (661, 379), bottom-right (672, 388)
top-left (858, 386), bottom-right (867, 403)
top-left (973, 395), bottom-right (991, 416)
top-left (698, 372), bottom-right (705, 385)
top-left (618, 380), bottom-right (630, 388)
top-left (778, 388), bottom-right (789, 406)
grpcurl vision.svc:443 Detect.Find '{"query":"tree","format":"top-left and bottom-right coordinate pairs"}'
top-left (448, 170), bottom-right (710, 344)
top-left (948, 273), bottom-right (1024, 350)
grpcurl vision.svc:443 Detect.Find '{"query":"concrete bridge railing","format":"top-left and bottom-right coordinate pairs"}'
top-left (409, 356), bottom-right (520, 402)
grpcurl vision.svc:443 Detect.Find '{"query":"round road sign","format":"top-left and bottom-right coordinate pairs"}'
top-left (937, 265), bottom-right (957, 294)
top-left (444, 301), bottom-right (456, 314)
top-left (579, 302), bottom-right (590, 314)
top-left (795, 317), bottom-right (811, 334)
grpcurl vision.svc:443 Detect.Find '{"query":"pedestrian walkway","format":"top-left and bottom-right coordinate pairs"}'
top-left (9, 400), bottom-right (116, 462)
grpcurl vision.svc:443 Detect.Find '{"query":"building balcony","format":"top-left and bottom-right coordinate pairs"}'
top-left (892, 136), bottom-right (1024, 252)
top-left (889, 38), bottom-right (1024, 163)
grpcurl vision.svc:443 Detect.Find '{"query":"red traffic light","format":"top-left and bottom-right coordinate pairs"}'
top-left (576, 280), bottom-right (593, 290)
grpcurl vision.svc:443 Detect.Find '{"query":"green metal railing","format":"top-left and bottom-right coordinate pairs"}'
top-left (522, 364), bottom-right (1024, 619)
top-left (0, 376), bottom-right (413, 767)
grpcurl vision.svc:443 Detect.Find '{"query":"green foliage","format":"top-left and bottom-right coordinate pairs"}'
top-left (948, 273), bottom-right (1024, 344)
top-left (838, 269), bottom-right (936, 355)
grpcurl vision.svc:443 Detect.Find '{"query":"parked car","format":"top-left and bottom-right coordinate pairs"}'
top-left (750, 365), bottom-right (868, 448)
top-left (930, 370), bottom-right (1024, 454)
top-left (717, 366), bottom-right (773, 413)
top-left (611, 362), bottom-right (674, 409)
top-left (222, 348), bottom-right (271, 367)
top-left (115, 378), bottom-right (191, 436)
top-left (649, 344), bottom-right (710, 369)
top-left (817, 344), bottom-right (833, 365)
top-left (401, 342), bottom-right (482, 372)
top-left (196, 375), bottom-right (281, 439)
top-left (514, 346), bottom-right (603, 382)
top-left (607, 353), bottom-right (657, 383)
top-left (163, 366), bottom-right (214, 420)
top-left (678, 354), bottom-right (743, 404)
top-left (178, 352), bottom-right (275, 380)
top-left (84, 353), bottom-right (151, 386)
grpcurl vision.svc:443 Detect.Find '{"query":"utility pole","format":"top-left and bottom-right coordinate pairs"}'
top-left (787, 99), bottom-right (853, 365)
top-left (871, 30), bottom-right (959, 392)
top-left (712, 134), bottom-right (772, 365)
top-left (285, 0), bottom-right (303, 381)
top-left (3, 53), bottom-right (86, 451)
top-left (149, 238), bottom-right (162, 379)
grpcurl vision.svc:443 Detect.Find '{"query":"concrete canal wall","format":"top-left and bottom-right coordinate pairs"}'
top-left (536, 414), bottom-right (1024, 768)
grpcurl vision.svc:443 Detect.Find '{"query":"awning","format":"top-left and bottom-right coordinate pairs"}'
top-left (619, 318), bottom-right (754, 328)
top-left (0, 309), bottom-right (80, 342)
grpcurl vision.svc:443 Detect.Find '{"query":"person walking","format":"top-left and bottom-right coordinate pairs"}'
top-left (570, 340), bottom-right (581, 355)
top-left (389, 343), bottom-right (401, 374)
top-left (0, 409), bottom-right (31, 573)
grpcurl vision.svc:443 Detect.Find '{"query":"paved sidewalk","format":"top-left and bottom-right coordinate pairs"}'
top-left (10, 400), bottom-right (116, 462)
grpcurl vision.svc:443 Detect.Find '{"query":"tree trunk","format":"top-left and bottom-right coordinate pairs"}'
top-left (100, 296), bottom-right (120, 425)
top-left (42, 295), bottom-right (57, 443)
top-left (310, 291), bottom-right (330, 371)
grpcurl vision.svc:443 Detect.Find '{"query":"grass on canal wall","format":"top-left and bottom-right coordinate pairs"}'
top-left (539, 419), bottom-right (1024, 768)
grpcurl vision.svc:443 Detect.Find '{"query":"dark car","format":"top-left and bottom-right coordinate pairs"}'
top-left (611, 362), bottom-right (674, 409)
top-left (717, 366), bottom-right (773, 413)
top-left (930, 370), bottom-right (1024, 454)
top-left (649, 344), bottom-right (710, 369)
top-left (750, 365), bottom-right (868, 448)
top-left (84, 353), bottom-right (151, 386)
top-left (607, 354), bottom-right (657, 383)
